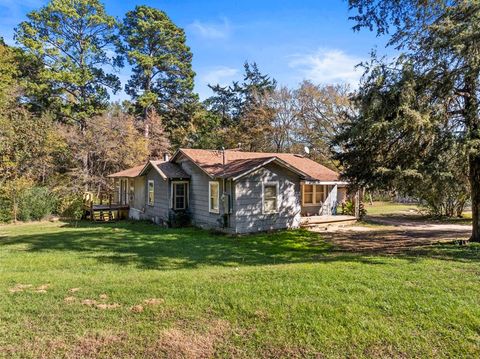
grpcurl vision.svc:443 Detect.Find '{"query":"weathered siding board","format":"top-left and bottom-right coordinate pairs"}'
top-left (143, 169), bottom-right (169, 223)
top-left (131, 176), bottom-right (146, 210)
top-left (234, 163), bottom-right (301, 233)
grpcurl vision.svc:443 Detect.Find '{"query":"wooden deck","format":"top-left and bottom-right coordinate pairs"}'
top-left (300, 215), bottom-right (357, 228)
top-left (83, 203), bottom-right (129, 222)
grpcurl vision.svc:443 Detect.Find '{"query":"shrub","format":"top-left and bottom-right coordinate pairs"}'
top-left (341, 199), bottom-right (367, 219)
top-left (0, 194), bottom-right (12, 222)
top-left (169, 210), bottom-right (191, 227)
top-left (18, 186), bottom-right (57, 221)
top-left (57, 193), bottom-right (84, 220)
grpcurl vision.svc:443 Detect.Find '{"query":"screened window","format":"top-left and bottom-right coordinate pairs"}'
top-left (303, 184), bottom-right (325, 206)
top-left (129, 180), bottom-right (135, 203)
top-left (263, 183), bottom-right (278, 214)
top-left (209, 181), bottom-right (219, 213)
top-left (173, 182), bottom-right (187, 210)
top-left (148, 180), bottom-right (154, 206)
top-left (303, 184), bottom-right (314, 204)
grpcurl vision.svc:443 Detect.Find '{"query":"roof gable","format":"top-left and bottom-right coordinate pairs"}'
top-left (139, 160), bottom-right (190, 179)
top-left (108, 160), bottom-right (189, 179)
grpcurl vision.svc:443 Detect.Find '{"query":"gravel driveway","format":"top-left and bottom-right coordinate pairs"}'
top-left (312, 215), bottom-right (471, 253)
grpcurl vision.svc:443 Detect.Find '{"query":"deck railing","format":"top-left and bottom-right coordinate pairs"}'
top-left (82, 192), bottom-right (129, 221)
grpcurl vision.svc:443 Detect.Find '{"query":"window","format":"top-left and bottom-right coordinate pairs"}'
top-left (315, 185), bottom-right (324, 203)
top-left (173, 182), bottom-right (188, 210)
top-left (303, 184), bottom-right (314, 205)
top-left (129, 180), bottom-right (135, 203)
top-left (302, 184), bottom-right (325, 206)
top-left (123, 179), bottom-right (129, 204)
top-left (148, 180), bottom-right (154, 206)
top-left (209, 181), bottom-right (219, 213)
top-left (263, 183), bottom-right (278, 214)
top-left (116, 180), bottom-right (121, 203)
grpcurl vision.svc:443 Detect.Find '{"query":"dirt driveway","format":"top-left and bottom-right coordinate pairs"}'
top-left (313, 215), bottom-right (471, 253)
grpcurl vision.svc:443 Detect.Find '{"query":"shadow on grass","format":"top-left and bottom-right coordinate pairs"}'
top-left (364, 213), bottom-right (472, 226)
top-left (1, 221), bottom-right (479, 270)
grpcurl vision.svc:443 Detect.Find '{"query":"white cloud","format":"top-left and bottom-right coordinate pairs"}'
top-left (289, 49), bottom-right (363, 87)
top-left (189, 17), bottom-right (231, 39)
top-left (201, 66), bottom-right (238, 87)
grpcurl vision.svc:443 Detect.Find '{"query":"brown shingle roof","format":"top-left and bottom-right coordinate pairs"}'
top-left (108, 161), bottom-right (189, 179)
top-left (107, 164), bottom-right (145, 178)
top-left (151, 160), bottom-right (190, 179)
top-left (177, 148), bottom-right (340, 181)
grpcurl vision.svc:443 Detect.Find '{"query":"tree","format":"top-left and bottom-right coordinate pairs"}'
top-left (204, 62), bottom-right (277, 150)
top-left (295, 81), bottom-right (352, 166)
top-left (119, 5), bottom-right (197, 135)
top-left (15, 0), bottom-right (121, 188)
top-left (15, 0), bottom-right (120, 126)
top-left (344, 0), bottom-right (480, 241)
top-left (268, 86), bottom-right (296, 152)
top-left (60, 108), bottom-right (149, 195)
top-left (203, 84), bottom-right (240, 127)
top-left (0, 39), bottom-right (19, 110)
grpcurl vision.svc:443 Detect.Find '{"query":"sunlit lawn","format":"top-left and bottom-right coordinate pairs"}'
top-left (365, 201), bottom-right (421, 216)
top-left (365, 201), bottom-right (473, 224)
top-left (1, 221), bottom-right (479, 358)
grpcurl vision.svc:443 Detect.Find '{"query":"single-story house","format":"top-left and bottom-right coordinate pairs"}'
top-left (108, 148), bottom-right (349, 234)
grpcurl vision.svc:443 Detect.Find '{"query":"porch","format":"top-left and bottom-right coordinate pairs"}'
top-left (82, 194), bottom-right (130, 222)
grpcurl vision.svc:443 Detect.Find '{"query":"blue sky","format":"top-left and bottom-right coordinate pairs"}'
top-left (0, 0), bottom-right (389, 101)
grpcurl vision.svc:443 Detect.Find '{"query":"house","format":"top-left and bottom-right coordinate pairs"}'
top-left (108, 148), bottom-right (350, 233)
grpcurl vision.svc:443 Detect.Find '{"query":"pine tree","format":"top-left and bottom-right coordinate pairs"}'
top-left (119, 5), bottom-right (197, 136)
top-left (342, 0), bottom-right (480, 240)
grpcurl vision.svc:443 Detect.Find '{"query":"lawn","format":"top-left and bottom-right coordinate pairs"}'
top-left (364, 201), bottom-right (473, 225)
top-left (1, 221), bottom-right (480, 358)
top-left (364, 201), bottom-right (421, 216)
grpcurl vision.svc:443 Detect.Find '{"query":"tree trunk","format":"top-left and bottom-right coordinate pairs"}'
top-left (80, 122), bottom-right (89, 192)
top-left (465, 70), bottom-right (480, 242)
top-left (12, 195), bottom-right (17, 223)
top-left (469, 154), bottom-right (480, 242)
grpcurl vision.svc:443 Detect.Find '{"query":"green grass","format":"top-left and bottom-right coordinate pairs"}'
top-left (365, 201), bottom-right (473, 225)
top-left (1, 221), bottom-right (480, 358)
top-left (364, 201), bottom-right (421, 216)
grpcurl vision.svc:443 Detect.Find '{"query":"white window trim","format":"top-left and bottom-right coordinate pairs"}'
top-left (147, 180), bottom-right (154, 206)
top-left (262, 182), bottom-right (279, 214)
top-left (209, 181), bottom-right (220, 214)
top-left (172, 181), bottom-right (189, 210)
top-left (302, 184), bottom-right (326, 207)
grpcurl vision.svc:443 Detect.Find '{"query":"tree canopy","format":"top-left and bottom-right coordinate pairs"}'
top-left (120, 5), bottom-right (197, 134)
top-left (341, 0), bottom-right (480, 239)
top-left (15, 0), bottom-right (121, 126)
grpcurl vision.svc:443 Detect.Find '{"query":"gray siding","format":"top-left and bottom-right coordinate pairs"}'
top-left (177, 157), bottom-right (225, 229)
top-left (131, 176), bottom-right (146, 210)
top-left (233, 163), bottom-right (301, 233)
top-left (143, 169), bottom-right (170, 224)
